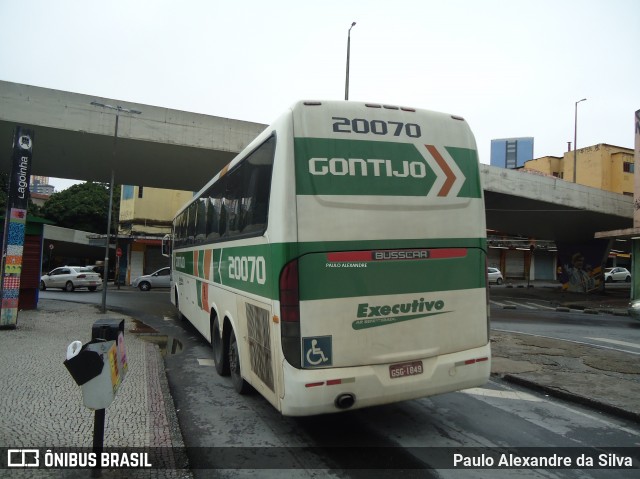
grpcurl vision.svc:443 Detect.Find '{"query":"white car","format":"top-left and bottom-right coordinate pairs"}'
top-left (487, 267), bottom-right (504, 285)
top-left (40, 266), bottom-right (103, 292)
top-left (132, 267), bottom-right (171, 291)
top-left (604, 267), bottom-right (630, 283)
top-left (628, 300), bottom-right (640, 320)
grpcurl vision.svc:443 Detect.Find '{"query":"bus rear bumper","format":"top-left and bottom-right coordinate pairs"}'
top-left (279, 343), bottom-right (491, 416)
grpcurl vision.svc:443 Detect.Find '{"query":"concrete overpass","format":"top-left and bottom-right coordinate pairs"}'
top-left (0, 80), bottom-right (633, 244)
top-left (0, 80), bottom-right (266, 192)
top-left (481, 165), bottom-right (632, 242)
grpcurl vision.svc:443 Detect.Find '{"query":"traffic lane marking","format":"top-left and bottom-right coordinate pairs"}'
top-left (585, 337), bottom-right (640, 350)
top-left (526, 302), bottom-right (556, 311)
top-left (461, 387), bottom-right (542, 402)
top-left (504, 301), bottom-right (536, 310)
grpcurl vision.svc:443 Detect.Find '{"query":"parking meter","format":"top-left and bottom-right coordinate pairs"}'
top-left (64, 318), bottom-right (129, 456)
top-left (64, 318), bottom-right (128, 410)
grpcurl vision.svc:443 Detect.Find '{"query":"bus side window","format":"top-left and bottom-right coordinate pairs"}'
top-left (195, 197), bottom-right (207, 243)
top-left (238, 136), bottom-right (275, 235)
top-left (242, 166), bottom-right (271, 233)
top-left (186, 202), bottom-right (197, 245)
top-left (206, 193), bottom-right (220, 240)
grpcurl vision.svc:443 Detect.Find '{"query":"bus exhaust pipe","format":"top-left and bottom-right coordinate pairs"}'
top-left (335, 393), bottom-right (355, 410)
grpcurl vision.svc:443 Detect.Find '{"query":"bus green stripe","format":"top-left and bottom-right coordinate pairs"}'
top-left (298, 246), bottom-right (485, 301)
top-left (445, 146), bottom-right (483, 198)
top-left (174, 238), bottom-right (486, 301)
top-left (294, 138), bottom-right (481, 198)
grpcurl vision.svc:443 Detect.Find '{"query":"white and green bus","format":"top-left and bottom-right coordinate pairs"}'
top-left (167, 100), bottom-right (490, 416)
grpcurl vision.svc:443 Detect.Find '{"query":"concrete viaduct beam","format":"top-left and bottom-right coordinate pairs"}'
top-left (0, 81), bottom-right (634, 245)
top-left (481, 165), bottom-right (633, 242)
top-left (0, 80), bottom-right (267, 192)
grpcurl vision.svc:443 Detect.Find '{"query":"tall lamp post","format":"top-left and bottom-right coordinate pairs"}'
top-left (572, 98), bottom-right (587, 183)
top-left (90, 101), bottom-right (141, 313)
top-left (345, 21), bottom-right (356, 100)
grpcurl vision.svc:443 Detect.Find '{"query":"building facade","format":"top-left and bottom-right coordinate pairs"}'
top-left (524, 143), bottom-right (634, 196)
top-left (29, 175), bottom-right (54, 195)
top-left (117, 185), bottom-right (193, 284)
top-left (490, 137), bottom-right (534, 169)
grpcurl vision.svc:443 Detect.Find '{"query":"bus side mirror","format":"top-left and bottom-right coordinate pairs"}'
top-left (162, 234), bottom-right (172, 257)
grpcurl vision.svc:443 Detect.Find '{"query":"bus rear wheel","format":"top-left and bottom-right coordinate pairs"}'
top-left (229, 329), bottom-right (252, 395)
top-left (212, 317), bottom-right (230, 376)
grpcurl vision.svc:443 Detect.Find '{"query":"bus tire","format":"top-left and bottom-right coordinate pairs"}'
top-left (212, 316), bottom-right (230, 376)
top-left (229, 328), bottom-right (252, 395)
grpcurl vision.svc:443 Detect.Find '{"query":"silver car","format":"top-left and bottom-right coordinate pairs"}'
top-left (628, 299), bottom-right (640, 320)
top-left (487, 267), bottom-right (504, 285)
top-left (40, 266), bottom-right (103, 292)
top-left (132, 267), bottom-right (171, 291)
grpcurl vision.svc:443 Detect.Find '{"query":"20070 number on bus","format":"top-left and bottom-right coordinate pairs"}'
top-left (332, 117), bottom-right (422, 138)
top-left (228, 256), bottom-right (266, 284)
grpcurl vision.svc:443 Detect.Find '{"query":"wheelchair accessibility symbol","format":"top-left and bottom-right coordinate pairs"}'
top-left (303, 336), bottom-right (332, 368)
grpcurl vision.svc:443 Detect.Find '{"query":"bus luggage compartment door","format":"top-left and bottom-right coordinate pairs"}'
top-left (297, 247), bottom-right (488, 369)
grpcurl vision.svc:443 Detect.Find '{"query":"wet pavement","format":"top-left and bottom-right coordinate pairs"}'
top-left (0, 299), bottom-right (190, 478)
top-left (489, 281), bottom-right (640, 423)
top-left (0, 286), bottom-right (638, 476)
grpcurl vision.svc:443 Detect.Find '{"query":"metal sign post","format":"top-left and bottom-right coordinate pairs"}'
top-left (0, 126), bottom-right (34, 328)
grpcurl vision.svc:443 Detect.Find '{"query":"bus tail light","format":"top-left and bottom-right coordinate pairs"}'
top-left (280, 259), bottom-right (301, 368)
top-left (280, 259), bottom-right (299, 323)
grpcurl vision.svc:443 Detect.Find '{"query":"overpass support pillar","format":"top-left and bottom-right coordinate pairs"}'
top-left (631, 239), bottom-right (640, 301)
top-left (556, 239), bottom-right (610, 293)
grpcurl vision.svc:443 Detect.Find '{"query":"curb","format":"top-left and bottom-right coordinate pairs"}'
top-left (496, 373), bottom-right (640, 425)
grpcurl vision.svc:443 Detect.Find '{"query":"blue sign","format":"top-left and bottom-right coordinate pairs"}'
top-left (302, 336), bottom-right (332, 368)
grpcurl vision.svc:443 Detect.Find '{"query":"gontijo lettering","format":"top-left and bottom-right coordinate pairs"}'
top-left (357, 298), bottom-right (445, 318)
top-left (309, 157), bottom-right (427, 178)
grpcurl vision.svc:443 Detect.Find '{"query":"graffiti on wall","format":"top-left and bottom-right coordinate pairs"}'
top-left (557, 241), bottom-right (608, 293)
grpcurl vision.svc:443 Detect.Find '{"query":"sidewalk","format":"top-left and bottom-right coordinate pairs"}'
top-left (491, 332), bottom-right (640, 423)
top-left (490, 281), bottom-right (640, 423)
top-left (0, 299), bottom-right (191, 478)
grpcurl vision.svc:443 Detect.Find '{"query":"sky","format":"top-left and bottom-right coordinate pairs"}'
top-left (1, 0), bottom-right (639, 192)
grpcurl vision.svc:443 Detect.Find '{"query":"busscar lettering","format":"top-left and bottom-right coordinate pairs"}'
top-left (373, 250), bottom-right (429, 260)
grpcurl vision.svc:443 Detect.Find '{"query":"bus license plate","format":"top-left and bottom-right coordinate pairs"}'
top-left (389, 361), bottom-right (423, 379)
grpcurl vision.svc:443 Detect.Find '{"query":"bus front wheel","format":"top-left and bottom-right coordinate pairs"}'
top-left (229, 329), bottom-right (252, 395)
top-left (212, 317), bottom-right (230, 376)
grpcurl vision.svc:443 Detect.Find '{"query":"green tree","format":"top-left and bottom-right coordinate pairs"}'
top-left (41, 182), bottom-right (121, 234)
top-left (0, 172), bottom-right (9, 212)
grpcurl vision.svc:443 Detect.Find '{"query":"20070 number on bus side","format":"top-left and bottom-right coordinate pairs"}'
top-left (228, 256), bottom-right (267, 284)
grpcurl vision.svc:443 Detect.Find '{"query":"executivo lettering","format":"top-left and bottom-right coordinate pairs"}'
top-left (353, 297), bottom-right (450, 330)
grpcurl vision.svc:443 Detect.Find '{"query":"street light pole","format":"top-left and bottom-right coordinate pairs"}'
top-left (345, 22), bottom-right (356, 101)
top-left (90, 101), bottom-right (141, 313)
top-left (572, 98), bottom-right (587, 183)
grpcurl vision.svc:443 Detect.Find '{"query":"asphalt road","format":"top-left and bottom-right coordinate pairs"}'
top-left (40, 287), bottom-right (640, 478)
top-left (488, 283), bottom-right (640, 355)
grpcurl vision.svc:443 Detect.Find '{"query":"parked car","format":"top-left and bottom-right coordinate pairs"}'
top-left (604, 267), bottom-right (631, 283)
top-left (628, 299), bottom-right (640, 320)
top-left (40, 266), bottom-right (103, 292)
top-left (132, 267), bottom-right (171, 291)
top-left (90, 265), bottom-right (115, 281)
top-left (487, 267), bottom-right (504, 285)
